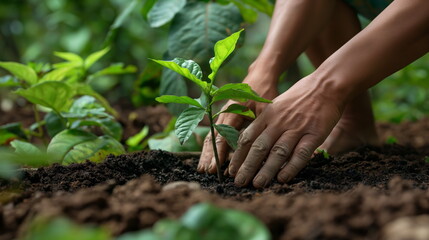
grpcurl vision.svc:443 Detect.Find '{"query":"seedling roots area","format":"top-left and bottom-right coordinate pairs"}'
top-left (2, 119), bottom-right (429, 240)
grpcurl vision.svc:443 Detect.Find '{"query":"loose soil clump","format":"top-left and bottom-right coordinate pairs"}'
top-left (1, 119), bottom-right (429, 240)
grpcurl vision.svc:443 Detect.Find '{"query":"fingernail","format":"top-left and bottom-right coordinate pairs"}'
top-left (254, 175), bottom-right (267, 188)
top-left (278, 174), bottom-right (290, 183)
top-left (209, 162), bottom-right (215, 172)
top-left (229, 166), bottom-right (236, 176)
top-left (235, 173), bottom-right (246, 186)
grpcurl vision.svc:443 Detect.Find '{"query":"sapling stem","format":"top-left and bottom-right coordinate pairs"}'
top-left (207, 104), bottom-right (223, 183)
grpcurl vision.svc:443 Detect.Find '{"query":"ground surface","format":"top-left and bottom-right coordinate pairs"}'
top-left (1, 114), bottom-right (429, 240)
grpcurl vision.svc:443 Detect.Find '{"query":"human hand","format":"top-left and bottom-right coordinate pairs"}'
top-left (197, 66), bottom-right (279, 174)
top-left (228, 75), bottom-right (344, 188)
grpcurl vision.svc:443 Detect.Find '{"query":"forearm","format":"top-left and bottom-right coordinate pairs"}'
top-left (316, 0), bottom-right (429, 105)
top-left (252, 0), bottom-right (338, 79)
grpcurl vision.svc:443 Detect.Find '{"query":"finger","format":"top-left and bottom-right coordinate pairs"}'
top-left (234, 128), bottom-right (282, 187)
top-left (277, 134), bottom-right (321, 183)
top-left (228, 117), bottom-right (266, 177)
top-left (207, 134), bottom-right (230, 174)
top-left (252, 131), bottom-right (301, 188)
top-left (198, 131), bottom-right (215, 172)
top-left (207, 113), bottom-right (245, 173)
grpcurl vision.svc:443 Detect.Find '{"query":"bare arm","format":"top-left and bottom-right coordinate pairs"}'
top-left (230, 0), bottom-right (429, 187)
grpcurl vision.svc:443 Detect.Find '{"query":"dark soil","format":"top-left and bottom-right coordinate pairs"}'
top-left (1, 119), bottom-right (429, 240)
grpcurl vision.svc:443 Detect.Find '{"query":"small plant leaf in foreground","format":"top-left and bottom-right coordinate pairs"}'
top-left (214, 124), bottom-right (240, 150)
top-left (175, 107), bottom-right (206, 144)
top-left (156, 95), bottom-right (203, 109)
top-left (0, 62), bottom-right (38, 85)
top-left (209, 29), bottom-right (243, 81)
top-left (215, 104), bottom-right (255, 119)
top-left (212, 83), bottom-right (271, 103)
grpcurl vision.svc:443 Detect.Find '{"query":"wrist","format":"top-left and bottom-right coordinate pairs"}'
top-left (248, 58), bottom-right (283, 84)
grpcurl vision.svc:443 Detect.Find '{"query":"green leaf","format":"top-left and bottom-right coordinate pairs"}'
top-left (47, 129), bottom-right (124, 164)
top-left (141, 0), bottom-right (158, 20)
top-left (23, 217), bottom-right (111, 240)
top-left (0, 75), bottom-right (20, 87)
top-left (208, 29), bottom-right (243, 81)
top-left (74, 83), bottom-right (118, 117)
top-left (11, 140), bottom-right (43, 156)
top-left (147, 0), bottom-right (186, 27)
top-left (0, 130), bottom-right (18, 145)
top-left (214, 124), bottom-right (239, 150)
top-left (47, 129), bottom-right (97, 163)
top-left (160, 67), bottom-right (188, 116)
top-left (215, 104), bottom-right (255, 119)
top-left (168, 2), bottom-right (243, 72)
top-left (104, 0), bottom-right (140, 46)
top-left (0, 62), bottom-right (38, 85)
top-left (91, 63), bottom-right (137, 78)
top-left (148, 126), bottom-right (209, 152)
top-left (41, 66), bottom-right (76, 82)
top-left (44, 112), bottom-right (67, 137)
top-left (175, 107), bottom-right (205, 144)
top-left (212, 83), bottom-right (271, 103)
top-left (230, 0), bottom-right (258, 23)
top-left (152, 58), bottom-right (207, 90)
top-left (15, 81), bottom-right (74, 113)
top-left (236, 0), bottom-right (274, 16)
top-left (10, 140), bottom-right (50, 166)
top-left (63, 136), bottom-right (124, 164)
top-left (156, 95), bottom-right (203, 109)
top-left (84, 47), bottom-right (110, 69)
top-left (126, 126), bottom-right (149, 148)
top-left (54, 51), bottom-right (84, 64)
top-left (71, 118), bottom-right (123, 141)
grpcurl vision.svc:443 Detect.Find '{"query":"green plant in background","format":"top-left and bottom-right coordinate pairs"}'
top-left (118, 203), bottom-right (271, 240)
top-left (142, 0), bottom-right (273, 115)
top-left (0, 48), bottom-right (134, 169)
top-left (153, 30), bottom-right (271, 182)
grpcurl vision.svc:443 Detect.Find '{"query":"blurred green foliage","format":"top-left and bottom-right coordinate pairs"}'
top-left (1, 0), bottom-right (427, 122)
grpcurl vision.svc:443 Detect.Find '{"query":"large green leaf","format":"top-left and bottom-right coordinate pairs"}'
top-left (15, 81), bottom-right (74, 113)
top-left (147, 0), bottom-right (186, 27)
top-left (156, 95), bottom-right (203, 109)
top-left (212, 83), bottom-right (271, 103)
top-left (0, 62), bottom-right (38, 85)
top-left (63, 135), bottom-right (124, 164)
top-left (141, 0), bottom-right (157, 20)
top-left (208, 29), bottom-right (243, 81)
top-left (44, 112), bottom-right (67, 137)
top-left (214, 124), bottom-right (239, 150)
top-left (175, 107), bottom-right (205, 144)
top-left (168, 2), bottom-right (243, 71)
top-left (152, 58), bottom-right (207, 90)
top-left (47, 129), bottom-right (124, 164)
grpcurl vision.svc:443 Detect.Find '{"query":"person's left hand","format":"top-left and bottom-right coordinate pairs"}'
top-left (228, 75), bottom-right (345, 188)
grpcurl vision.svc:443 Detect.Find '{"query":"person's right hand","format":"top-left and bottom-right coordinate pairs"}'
top-left (197, 65), bottom-right (279, 174)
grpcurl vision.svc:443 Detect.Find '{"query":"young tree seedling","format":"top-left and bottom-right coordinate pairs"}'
top-left (152, 30), bottom-right (271, 182)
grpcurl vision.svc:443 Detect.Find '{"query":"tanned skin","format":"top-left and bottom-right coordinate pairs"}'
top-left (198, 0), bottom-right (429, 188)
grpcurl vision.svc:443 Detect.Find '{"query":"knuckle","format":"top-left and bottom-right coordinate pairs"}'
top-left (203, 135), bottom-right (212, 144)
top-left (251, 141), bottom-right (268, 152)
top-left (215, 135), bottom-right (225, 144)
top-left (295, 147), bottom-right (312, 160)
top-left (238, 132), bottom-right (252, 146)
top-left (271, 144), bottom-right (289, 158)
